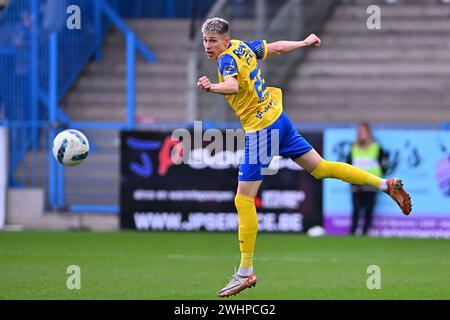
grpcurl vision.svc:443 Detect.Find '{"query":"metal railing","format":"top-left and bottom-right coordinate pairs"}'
top-left (1, 0), bottom-right (111, 187)
top-left (0, 0), bottom-right (157, 212)
top-left (45, 0), bottom-right (157, 211)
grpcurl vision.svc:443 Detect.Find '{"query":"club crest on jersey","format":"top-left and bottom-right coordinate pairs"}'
top-left (224, 65), bottom-right (236, 76)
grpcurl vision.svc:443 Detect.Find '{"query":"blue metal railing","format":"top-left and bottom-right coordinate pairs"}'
top-left (43, 0), bottom-right (157, 211)
top-left (0, 0), bottom-right (157, 211)
top-left (48, 32), bottom-right (58, 208)
top-left (1, 0), bottom-right (108, 186)
top-left (0, 0), bottom-right (30, 186)
top-left (96, 0), bottom-right (157, 63)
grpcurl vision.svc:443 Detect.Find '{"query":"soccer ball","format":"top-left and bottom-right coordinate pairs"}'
top-left (52, 129), bottom-right (89, 166)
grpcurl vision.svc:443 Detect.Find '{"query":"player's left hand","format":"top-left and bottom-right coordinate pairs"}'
top-left (197, 76), bottom-right (212, 92)
top-left (304, 34), bottom-right (321, 47)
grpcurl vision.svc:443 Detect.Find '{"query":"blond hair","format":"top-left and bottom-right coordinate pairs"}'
top-left (201, 17), bottom-right (230, 35)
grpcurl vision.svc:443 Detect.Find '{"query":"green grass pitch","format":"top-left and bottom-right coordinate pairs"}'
top-left (1, 231), bottom-right (449, 299)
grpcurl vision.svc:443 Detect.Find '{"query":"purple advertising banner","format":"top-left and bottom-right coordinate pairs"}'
top-left (324, 129), bottom-right (450, 238)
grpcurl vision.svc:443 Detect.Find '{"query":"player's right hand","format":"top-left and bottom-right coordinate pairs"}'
top-left (197, 76), bottom-right (212, 92)
top-left (304, 34), bottom-right (321, 47)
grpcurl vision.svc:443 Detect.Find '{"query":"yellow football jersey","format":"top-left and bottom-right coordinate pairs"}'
top-left (217, 39), bottom-right (283, 132)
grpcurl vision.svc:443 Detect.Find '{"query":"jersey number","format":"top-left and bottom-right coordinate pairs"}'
top-left (249, 65), bottom-right (267, 99)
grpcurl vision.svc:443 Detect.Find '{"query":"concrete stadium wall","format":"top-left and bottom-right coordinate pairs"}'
top-left (5, 188), bottom-right (119, 231)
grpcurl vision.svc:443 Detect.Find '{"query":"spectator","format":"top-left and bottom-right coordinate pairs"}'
top-left (347, 122), bottom-right (388, 235)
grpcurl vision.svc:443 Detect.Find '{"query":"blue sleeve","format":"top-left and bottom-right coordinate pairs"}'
top-left (243, 40), bottom-right (267, 60)
top-left (217, 54), bottom-right (238, 79)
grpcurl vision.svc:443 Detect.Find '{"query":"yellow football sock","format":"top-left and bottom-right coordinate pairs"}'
top-left (311, 160), bottom-right (382, 189)
top-left (235, 194), bottom-right (258, 268)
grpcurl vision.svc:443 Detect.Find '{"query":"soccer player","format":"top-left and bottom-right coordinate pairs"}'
top-left (197, 17), bottom-right (412, 298)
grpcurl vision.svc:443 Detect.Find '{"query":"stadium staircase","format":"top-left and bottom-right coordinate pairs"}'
top-left (283, 0), bottom-right (450, 124)
top-left (63, 20), bottom-right (189, 123)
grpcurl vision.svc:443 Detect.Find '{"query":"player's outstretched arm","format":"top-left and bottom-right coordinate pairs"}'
top-left (266, 34), bottom-right (321, 56)
top-left (197, 75), bottom-right (238, 95)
